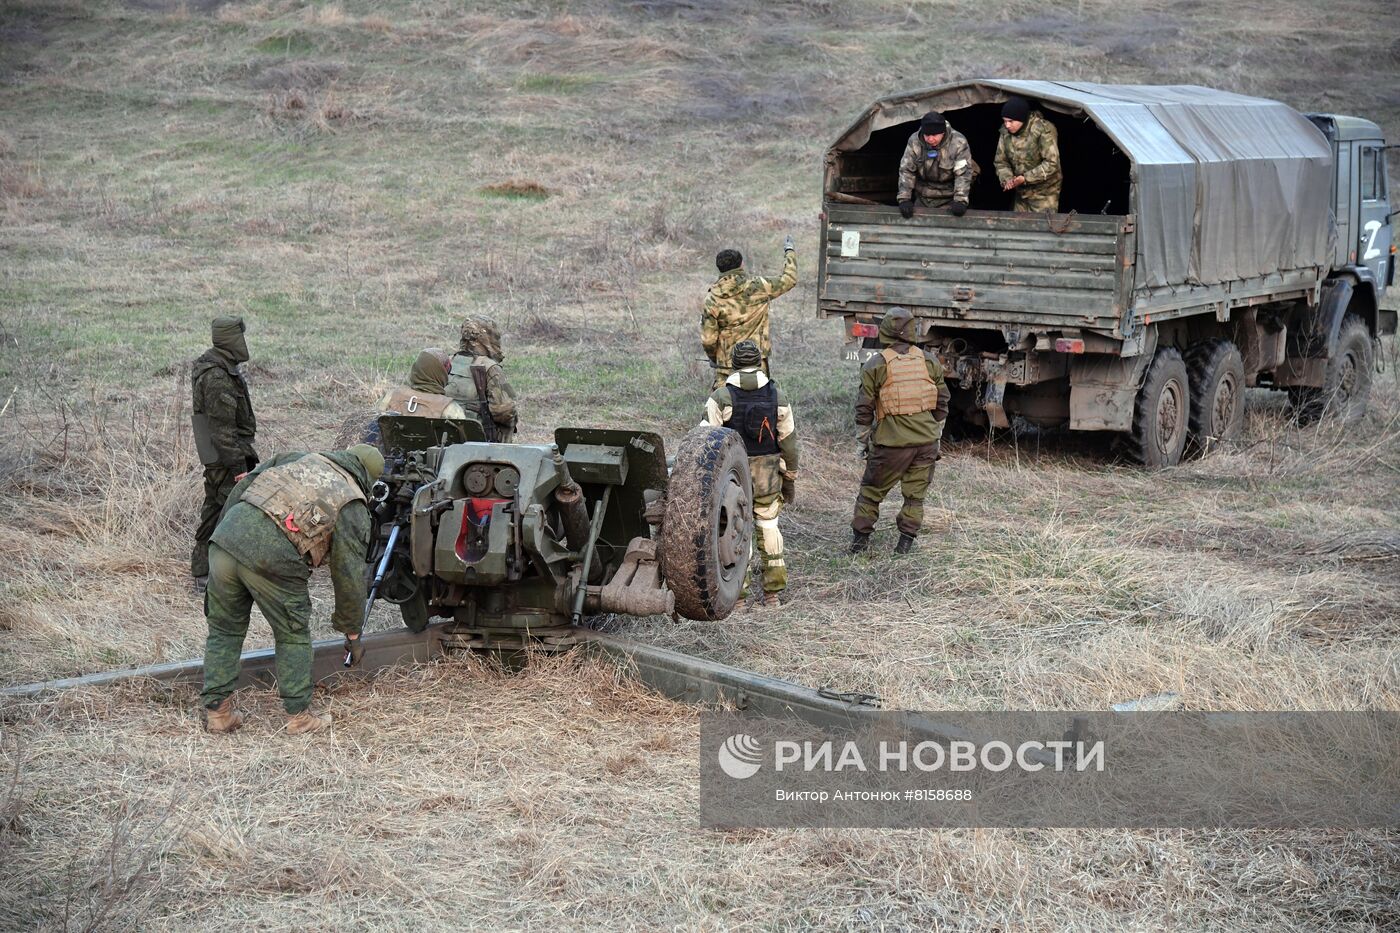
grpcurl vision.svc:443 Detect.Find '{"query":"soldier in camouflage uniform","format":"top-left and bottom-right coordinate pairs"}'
top-left (897, 111), bottom-right (978, 218)
top-left (851, 308), bottom-right (949, 555)
top-left (445, 317), bottom-right (518, 442)
top-left (701, 236), bottom-right (798, 389)
top-left (191, 316), bottom-right (258, 586)
top-left (377, 347), bottom-right (473, 421)
top-left (200, 444), bottom-right (383, 736)
top-left (994, 97), bottom-right (1061, 213)
top-left (701, 340), bottom-right (800, 606)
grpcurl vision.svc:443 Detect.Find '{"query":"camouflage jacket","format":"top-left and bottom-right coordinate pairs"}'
top-left (445, 354), bottom-right (517, 440)
top-left (702, 369), bottom-right (800, 476)
top-left (701, 251), bottom-right (798, 367)
top-left (191, 349), bottom-right (257, 469)
top-left (897, 125), bottom-right (976, 205)
top-left (994, 111), bottom-right (1061, 192)
top-left (211, 450), bottom-right (372, 635)
top-left (855, 344), bottom-right (950, 448)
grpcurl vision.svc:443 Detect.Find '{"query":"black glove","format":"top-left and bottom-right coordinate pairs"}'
top-left (898, 200), bottom-right (914, 218)
top-left (245, 455), bottom-right (259, 473)
top-left (781, 475), bottom-right (796, 506)
top-left (949, 200), bottom-right (968, 217)
top-left (343, 635), bottom-right (364, 668)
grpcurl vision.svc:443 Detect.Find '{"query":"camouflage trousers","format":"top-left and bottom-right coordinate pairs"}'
top-left (201, 542), bottom-right (315, 714)
top-left (852, 442), bottom-right (938, 537)
top-left (1013, 184), bottom-right (1061, 213)
top-left (746, 454), bottom-right (787, 595)
top-left (191, 465), bottom-right (237, 578)
top-left (711, 357), bottom-right (770, 391)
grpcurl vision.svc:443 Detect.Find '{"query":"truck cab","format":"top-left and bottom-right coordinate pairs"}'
top-left (1307, 114), bottom-right (1395, 333)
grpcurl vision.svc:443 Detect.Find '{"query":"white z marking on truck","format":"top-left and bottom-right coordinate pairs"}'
top-left (841, 231), bottom-right (860, 258)
top-left (1362, 220), bottom-right (1383, 261)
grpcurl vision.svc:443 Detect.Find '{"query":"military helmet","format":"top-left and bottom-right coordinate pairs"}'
top-left (878, 307), bottom-right (917, 345)
top-left (458, 316), bottom-right (504, 361)
top-left (348, 443), bottom-right (385, 482)
top-left (731, 340), bottom-right (763, 369)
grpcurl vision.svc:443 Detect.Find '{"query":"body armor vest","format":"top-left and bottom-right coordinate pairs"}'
top-left (377, 387), bottom-right (467, 420)
top-left (241, 454), bottom-right (365, 567)
top-left (725, 381), bottom-right (780, 457)
top-left (875, 348), bottom-right (939, 419)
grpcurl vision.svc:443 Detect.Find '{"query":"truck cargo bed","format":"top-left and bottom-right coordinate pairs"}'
top-left (820, 203), bottom-right (1129, 333)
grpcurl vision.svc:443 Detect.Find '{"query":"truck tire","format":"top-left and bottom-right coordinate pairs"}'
top-left (1185, 339), bottom-right (1245, 455)
top-left (658, 426), bottom-right (752, 621)
top-left (1289, 314), bottom-right (1373, 425)
top-left (1127, 347), bottom-right (1190, 468)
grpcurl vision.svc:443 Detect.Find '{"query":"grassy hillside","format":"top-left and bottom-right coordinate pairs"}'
top-left (2, 0), bottom-right (1398, 928)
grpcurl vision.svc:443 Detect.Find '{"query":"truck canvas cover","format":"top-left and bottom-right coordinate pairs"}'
top-left (827, 81), bottom-right (1334, 291)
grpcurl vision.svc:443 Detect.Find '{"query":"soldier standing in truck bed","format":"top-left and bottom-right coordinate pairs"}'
top-left (701, 236), bottom-right (798, 389)
top-left (994, 97), bottom-right (1062, 213)
top-left (190, 316), bottom-right (258, 588)
top-left (851, 307), bottom-right (949, 555)
top-left (445, 317), bottom-right (517, 442)
top-left (701, 340), bottom-right (800, 606)
top-left (897, 111), bottom-right (977, 218)
top-left (200, 443), bottom-right (383, 736)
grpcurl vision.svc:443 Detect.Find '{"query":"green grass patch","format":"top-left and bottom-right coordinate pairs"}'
top-left (253, 32), bottom-right (317, 56)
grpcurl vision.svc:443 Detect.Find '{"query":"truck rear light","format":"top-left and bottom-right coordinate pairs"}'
top-left (1054, 338), bottom-right (1086, 354)
top-left (851, 322), bottom-right (879, 339)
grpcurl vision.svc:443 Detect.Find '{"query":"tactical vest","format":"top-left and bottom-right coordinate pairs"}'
top-left (874, 348), bottom-right (939, 419)
top-left (445, 355), bottom-right (497, 441)
top-left (377, 387), bottom-right (467, 420)
top-left (241, 454), bottom-right (365, 567)
top-left (725, 381), bottom-right (780, 457)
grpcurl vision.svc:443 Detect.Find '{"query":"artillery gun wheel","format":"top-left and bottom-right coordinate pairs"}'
top-left (331, 408), bottom-right (382, 450)
top-left (659, 426), bottom-right (752, 621)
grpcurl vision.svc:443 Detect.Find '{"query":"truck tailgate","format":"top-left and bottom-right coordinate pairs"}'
top-left (820, 203), bottom-right (1129, 332)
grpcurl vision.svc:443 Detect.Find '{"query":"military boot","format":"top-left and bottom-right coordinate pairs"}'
top-left (203, 698), bottom-right (243, 734)
top-left (894, 533), bottom-right (916, 555)
top-left (762, 592), bottom-right (782, 608)
top-left (286, 708), bottom-right (332, 735)
top-left (850, 531), bottom-right (871, 554)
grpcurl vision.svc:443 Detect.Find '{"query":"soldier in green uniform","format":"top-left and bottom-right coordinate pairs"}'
top-left (191, 316), bottom-right (258, 587)
top-left (377, 347), bottom-right (473, 421)
top-left (851, 308), bottom-right (949, 555)
top-left (700, 236), bottom-right (798, 389)
top-left (701, 340), bottom-right (800, 606)
top-left (200, 444), bottom-right (383, 736)
top-left (445, 317), bottom-right (518, 442)
top-left (994, 97), bottom-right (1062, 213)
top-left (897, 111), bottom-right (978, 218)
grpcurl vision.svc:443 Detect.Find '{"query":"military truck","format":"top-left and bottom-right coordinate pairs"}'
top-left (819, 81), bottom-right (1395, 465)
top-left (360, 415), bottom-right (753, 648)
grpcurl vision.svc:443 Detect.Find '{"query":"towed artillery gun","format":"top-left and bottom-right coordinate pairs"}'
top-left (359, 414), bottom-right (755, 651)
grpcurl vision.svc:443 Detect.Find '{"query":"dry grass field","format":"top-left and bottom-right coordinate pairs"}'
top-left (2, 0), bottom-right (1399, 928)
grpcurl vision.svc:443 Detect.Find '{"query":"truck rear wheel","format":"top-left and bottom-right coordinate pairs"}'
top-left (1289, 314), bottom-right (1373, 425)
top-left (1185, 339), bottom-right (1245, 455)
top-left (658, 426), bottom-right (752, 621)
top-left (1128, 347), bottom-right (1190, 468)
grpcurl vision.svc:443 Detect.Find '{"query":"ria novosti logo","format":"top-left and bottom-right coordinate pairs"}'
top-left (717, 734), bottom-right (764, 779)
